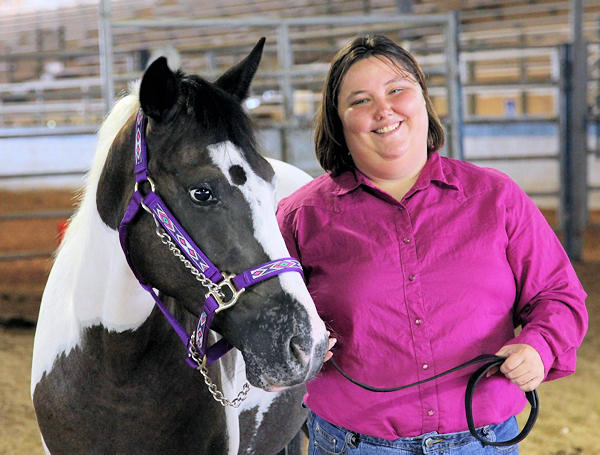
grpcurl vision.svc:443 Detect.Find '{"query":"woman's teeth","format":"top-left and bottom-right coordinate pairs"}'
top-left (374, 122), bottom-right (400, 134)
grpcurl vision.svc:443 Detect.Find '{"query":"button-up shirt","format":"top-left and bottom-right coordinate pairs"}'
top-left (276, 152), bottom-right (587, 440)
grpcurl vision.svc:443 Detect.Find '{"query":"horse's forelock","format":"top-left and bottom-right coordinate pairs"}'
top-left (180, 76), bottom-right (260, 162)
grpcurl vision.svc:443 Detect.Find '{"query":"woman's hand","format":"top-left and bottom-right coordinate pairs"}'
top-left (487, 343), bottom-right (544, 392)
top-left (324, 337), bottom-right (337, 362)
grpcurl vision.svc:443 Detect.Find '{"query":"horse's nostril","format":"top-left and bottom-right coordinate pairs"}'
top-left (289, 337), bottom-right (309, 366)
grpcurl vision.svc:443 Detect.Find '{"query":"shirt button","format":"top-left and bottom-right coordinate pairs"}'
top-left (415, 318), bottom-right (423, 325)
top-left (427, 409), bottom-right (435, 416)
top-left (422, 364), bottom-right (429, 370)
top-left (403, 237), bottom-right (411, 243)
top-left (408, 274), bottom-right (416, 281)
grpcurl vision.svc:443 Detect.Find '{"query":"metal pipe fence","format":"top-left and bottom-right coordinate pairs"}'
top-left (1, 1), bottom-right (597, 264)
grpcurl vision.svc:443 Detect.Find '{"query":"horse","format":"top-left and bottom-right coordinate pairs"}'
top-left (30, 38), bottom-right (328, 454)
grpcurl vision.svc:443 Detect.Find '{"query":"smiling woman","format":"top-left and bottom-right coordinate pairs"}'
top-left (336, 56), bottom-right (429, 200)
top-left (277, 34), bottom-right (588, 455)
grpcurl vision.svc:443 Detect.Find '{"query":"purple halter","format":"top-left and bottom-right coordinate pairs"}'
top-left (118, 108), bottom-right (304, 369)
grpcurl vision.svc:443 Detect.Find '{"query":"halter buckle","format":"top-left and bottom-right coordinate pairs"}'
top-left (208, 273), bottom-right (245, 313)
top-left (135, 177), bottom-right (157, 214)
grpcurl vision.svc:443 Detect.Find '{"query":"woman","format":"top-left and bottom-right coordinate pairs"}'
top-left (277, 35), bottom-right (588, 454)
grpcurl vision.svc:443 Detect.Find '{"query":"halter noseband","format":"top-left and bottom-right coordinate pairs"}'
top-left (118, 108), bottom-right (304, 370)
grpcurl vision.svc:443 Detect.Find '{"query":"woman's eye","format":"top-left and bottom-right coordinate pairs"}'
top-left (350, 98), bottom-right (368, 106)
top-left (189, 187), bottom-right (216, 204)
top-left (390, 88), bottom-right (403, 94)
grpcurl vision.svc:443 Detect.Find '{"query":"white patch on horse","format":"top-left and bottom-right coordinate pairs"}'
top-left (31, 88), bottom-right (155, 393)
top-left (239, 385), bottom-right (278, 443)
top-left (207, 143), bottom-right (326, 370)
top-left (210, 332), bottom-right (243, 455)
top-left (206, 334), bottom-right (279, 455)
top-left (40, 434), bottom-right (50, 455)
top-left (265, 157), bottom-right (312, 201)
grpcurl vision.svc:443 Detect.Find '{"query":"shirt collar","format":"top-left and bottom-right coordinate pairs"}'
top-left (331, 152), bottom-right (461, 198)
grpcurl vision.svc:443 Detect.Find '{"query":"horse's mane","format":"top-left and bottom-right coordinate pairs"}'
top-left (87, 81), bottom-right (140, 196)
top-left (57, 81), bottom-right (140, 252)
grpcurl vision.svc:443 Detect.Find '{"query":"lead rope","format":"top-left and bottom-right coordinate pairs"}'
top-left (330, 355), bottom-right (539, 447)
top-left (154, 221), bottom-right (251, 407)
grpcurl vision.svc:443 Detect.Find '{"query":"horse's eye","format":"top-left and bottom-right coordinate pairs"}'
top-left (189, 187), bottom-right (216, 204)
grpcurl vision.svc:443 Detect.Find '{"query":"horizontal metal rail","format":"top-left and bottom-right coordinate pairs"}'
top-left (0, 101), bottom-right (104, 114)
top-left (467, 154), bottom-right (559, 161)
top-left (0, 126), bottom-right (98, 138)
top-left (0, 251), bottom-right (52, 261)
top-left (523, 190), bottom-right (560, 198)
top-left (111, 14), bottom-right (451, 29)
top-left (463, 116), bottom-right (558, 124)
top-left (0, 210), bottom-right (73, 222)
top-left (0, 170), bottom-right (87, 179)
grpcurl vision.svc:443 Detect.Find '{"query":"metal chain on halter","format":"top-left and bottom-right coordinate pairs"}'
top-left (153, 223), bottom-right (225, 298)
top-left (187, 333), bottom-right (250, 407)
top-left (199, 366), bottom-right (251, 408)
top-left (153, 221), bottom-right (251, 407)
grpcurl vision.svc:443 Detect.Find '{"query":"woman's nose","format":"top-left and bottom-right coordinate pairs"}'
top-left (373, 99), bottom-right (393, 120)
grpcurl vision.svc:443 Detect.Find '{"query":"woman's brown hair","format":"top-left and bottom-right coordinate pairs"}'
top-left (315, 34), bottom-right (445, 175)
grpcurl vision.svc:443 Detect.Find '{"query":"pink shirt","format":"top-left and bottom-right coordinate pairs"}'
top-left (276, 152), bottom-right (588, 440)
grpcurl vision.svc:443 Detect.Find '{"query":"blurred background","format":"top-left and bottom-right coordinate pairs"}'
top-left (0, 1), bottom-right (599, 454)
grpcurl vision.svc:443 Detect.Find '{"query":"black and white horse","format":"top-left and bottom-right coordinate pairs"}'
top-left (31, 38), bottom-right (327, 454)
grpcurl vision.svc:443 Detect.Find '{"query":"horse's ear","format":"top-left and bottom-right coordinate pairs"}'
top-left (215, 37), bottom-right (265, 101)
top-left (139, 57), bottom-right (179, 122)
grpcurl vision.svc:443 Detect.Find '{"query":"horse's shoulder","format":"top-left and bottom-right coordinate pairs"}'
top-left (266, 158), bottom-right (313, 201)
top-left (275, 171), bottom-right (335, 218)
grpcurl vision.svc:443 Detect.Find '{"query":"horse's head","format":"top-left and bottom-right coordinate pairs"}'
top-left (96, 39), bottom-right (328, 389)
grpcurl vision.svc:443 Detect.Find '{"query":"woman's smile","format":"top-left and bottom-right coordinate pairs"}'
top-left (373, 121), bottom-right (402, 134)
top-left (337, 56), bottom-right (428, 182)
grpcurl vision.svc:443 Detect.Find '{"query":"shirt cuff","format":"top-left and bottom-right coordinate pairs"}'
top-left (504, 331), bottom-right (555, 380)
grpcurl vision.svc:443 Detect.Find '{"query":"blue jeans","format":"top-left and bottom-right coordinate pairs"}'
top-left (307, 411), bottom-right (519, 455)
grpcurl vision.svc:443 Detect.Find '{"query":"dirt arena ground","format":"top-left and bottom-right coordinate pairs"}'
top-left (0, 189), bottom-right (598, 455)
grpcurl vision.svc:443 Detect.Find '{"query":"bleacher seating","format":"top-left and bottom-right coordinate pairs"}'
top-left (0, 0), bottom-right (599, 128)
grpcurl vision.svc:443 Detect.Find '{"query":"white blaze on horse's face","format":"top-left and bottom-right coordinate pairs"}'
top-left (207, 141), bottom-right (326, 381)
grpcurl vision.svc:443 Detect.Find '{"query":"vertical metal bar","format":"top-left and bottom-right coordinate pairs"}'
top-left (596, 21), bottom-right (600, 158)
top-left (98, 0), bottom-right (115, 114)
top-left (445, 10), bottom-right (464, 160)
top-left (277, 23), bottom-right (294, 163)
top-left (559, 44), bottom-right (574, 258)
top-left (466, 61), bottom-right (476, 117)
top-left (566, 0), bottom-right (587, 260)
top-left (559, 40), bottom-right (587, 259)
top-left (36, 28), bottom-right (43, 79)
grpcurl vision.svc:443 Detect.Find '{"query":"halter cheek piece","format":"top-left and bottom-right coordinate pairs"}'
top-left (118, 108), bottom-right (304, 372)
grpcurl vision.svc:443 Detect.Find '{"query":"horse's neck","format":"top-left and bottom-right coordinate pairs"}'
top-left (31, 193), bottom-right (155, 389)
top-left (31, 192), bottom-right (256, 408)
top-left (61, 196), bottom-right (154, 329)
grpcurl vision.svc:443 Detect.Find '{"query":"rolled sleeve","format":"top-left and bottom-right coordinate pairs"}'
top-left (504, 182), bottom-right (588, 380)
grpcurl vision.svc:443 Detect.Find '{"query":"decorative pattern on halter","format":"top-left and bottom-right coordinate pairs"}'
top-left (135, 109), bottom-right (145, 167)
top-left (119, 107), bottom-right (305, 373)
top-left (251, 258), bottom-right (301, 279)
top-left (153, 203), bottom-right (211, 273)
top-left (195, 311), bottom-right (208, 351)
